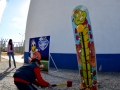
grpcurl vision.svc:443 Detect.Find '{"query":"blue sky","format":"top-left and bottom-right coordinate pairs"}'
top-left (0, 0), bottom-right (30, 42)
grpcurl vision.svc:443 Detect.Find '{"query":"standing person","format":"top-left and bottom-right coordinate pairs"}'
top-left (13, 59), bottom-right (51, 90)
top-left (7, 39), bottom-right (16, 68)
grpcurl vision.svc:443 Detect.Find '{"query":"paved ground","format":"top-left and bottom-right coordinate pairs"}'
top-left (0, 58), bottom-right (120, 90)
top-left (1, 55), bottom-right (24, 63)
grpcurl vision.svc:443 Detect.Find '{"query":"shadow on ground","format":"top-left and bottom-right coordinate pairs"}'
top-left (0, 67), bottom-right (15, 80)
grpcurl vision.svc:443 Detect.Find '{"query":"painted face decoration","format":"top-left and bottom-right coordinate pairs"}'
top-left (31, 40), bottom-right (36, 52)
top-left (73, 9), bottom-right (86, 25)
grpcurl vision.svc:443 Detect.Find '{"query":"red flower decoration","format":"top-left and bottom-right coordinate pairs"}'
top-left (82, 19), bottom-right (88, 25)
top-left (88, 42), bottom-right (91, 48)
top-left (76, 35), bottom-right (79, 40)
top-left (90, 34), bottom-right (92, 39)
top-left (82, 83), bottom-right (86, 87)
top-left (79, 43), bottom-right (82, 48)
top-left (90, 50), bottom-right (93, 57)
top-left (75, 28), bottom-right (77, 33)
top-left (92, 86), bottom-right (97, 90)
top-left (88, 24), bottom-right (91, 30)
top-left (80, 69), bottom-right (82, 75)
top-left (92, 70), bottom-right (96, 76)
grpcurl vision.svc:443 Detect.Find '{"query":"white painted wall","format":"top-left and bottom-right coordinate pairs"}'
top-left (25, 0), bottom-right (120, 54)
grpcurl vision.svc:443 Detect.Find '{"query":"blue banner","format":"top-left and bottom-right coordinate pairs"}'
top-left (28, 36), bottom-right (50, 73)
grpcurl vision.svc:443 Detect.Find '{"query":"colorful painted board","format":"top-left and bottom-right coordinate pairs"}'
top-left (71, 5), bottom-right (98, 90)
top-left (28, 36), bottom-right (50, 74)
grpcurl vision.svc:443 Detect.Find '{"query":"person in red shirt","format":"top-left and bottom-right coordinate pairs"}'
top-left (13, 59), bottom-right (51, 90)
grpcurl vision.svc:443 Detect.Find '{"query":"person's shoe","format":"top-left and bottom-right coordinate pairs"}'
top-left (9, 66), bottom-right (11, 68)
top-left (14, 66), bottom-right (16, 68)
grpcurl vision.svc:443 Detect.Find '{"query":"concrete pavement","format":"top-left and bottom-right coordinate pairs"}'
top-left (0, 58), bottom-right (120, 90)
top-left (1, 55), bottom-right (24, 63)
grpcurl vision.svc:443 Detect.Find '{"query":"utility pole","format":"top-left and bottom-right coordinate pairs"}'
top-left (19, 33), bottom-right (25, 54)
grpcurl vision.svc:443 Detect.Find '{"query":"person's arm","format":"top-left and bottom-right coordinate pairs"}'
top-left (33, 80), bottom-right (40, 87)
top-left (7, 44), bottom-right (9, 55)
top-left (33, 67), bottom-right (50, 87)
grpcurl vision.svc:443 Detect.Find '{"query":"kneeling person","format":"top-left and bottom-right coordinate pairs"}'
top-left (13, 59), bottom-right (51, 90)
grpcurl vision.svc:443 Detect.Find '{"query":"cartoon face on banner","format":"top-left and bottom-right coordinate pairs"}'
top-left (38, 36), bottom-right (49, 51)
top-left (28, 36), bottom-right (50, 74)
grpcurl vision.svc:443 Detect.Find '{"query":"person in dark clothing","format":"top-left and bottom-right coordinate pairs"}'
top-left (13, 59), bottom-right (51, 90)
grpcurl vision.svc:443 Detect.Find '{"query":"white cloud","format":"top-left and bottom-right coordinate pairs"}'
top-left (12, 17), bottom-right (25, 22)
top-left (12, 23), bottom-right (23, 29)
top-left (9, 0), bottom-right (30, 29)
top-left (10, 17), bottom-right (26, 29)
top-left (8, 22), bottom-right (24, 29)
top-left (0, 0), bottom-right (7, 23)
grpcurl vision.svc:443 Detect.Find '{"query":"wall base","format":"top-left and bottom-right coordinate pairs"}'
top-left (24, 52), bottom-right (120, 72)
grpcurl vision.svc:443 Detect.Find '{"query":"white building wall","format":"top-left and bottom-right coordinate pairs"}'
top-left (25, 0), bottom-right (120, 54)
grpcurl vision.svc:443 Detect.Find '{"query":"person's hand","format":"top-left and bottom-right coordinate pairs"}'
top-left (40, 84), bottom-right (52, 88)
top-left (28, 60), bottom-right (31, 63)
top-left (48, 84), bottom-right (52, 88)
top-left (7, 52), bottom-right (8, 56)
